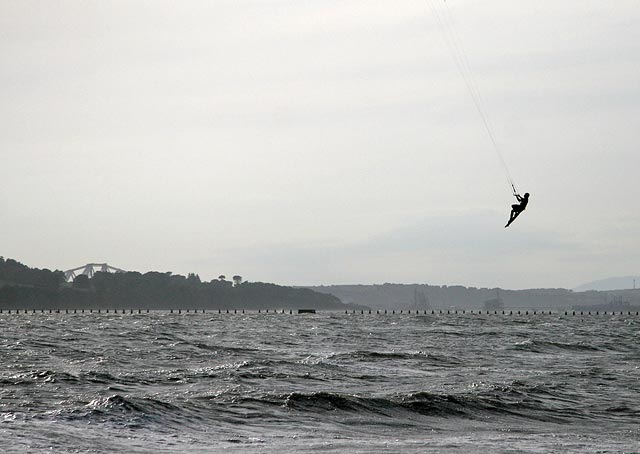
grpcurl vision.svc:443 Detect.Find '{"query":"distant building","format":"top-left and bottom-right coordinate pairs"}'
top-left (411, 287), bottom-right (431, 310)
top-left (483, 297), bottom-right (504, 312)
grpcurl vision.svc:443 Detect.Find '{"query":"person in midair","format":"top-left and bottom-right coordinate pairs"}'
top-left (505, 192), bottom-right (529, 228)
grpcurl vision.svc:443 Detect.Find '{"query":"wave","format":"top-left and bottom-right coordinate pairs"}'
top-left (67, 394), bottom-right (200, 428)
top-left (328, 350), bottom-right (462, 367)
top-left (0, 370), bottom-right (78, 385)
top-left (250, 388), bottom-right (575, 423)
top-left (85, 394), bottom-right (181, 415)
top-left (511, 339), bottom-right (601, 353)
top-left (189, 342), bottom-right (261, 355)
top-left (0, 369), bottom-right (166, 387)
top-left (59, 384), bottom-right (583, 427)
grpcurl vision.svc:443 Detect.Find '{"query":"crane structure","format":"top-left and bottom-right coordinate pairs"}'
top-left (64, 263), bottom-right (126, 282)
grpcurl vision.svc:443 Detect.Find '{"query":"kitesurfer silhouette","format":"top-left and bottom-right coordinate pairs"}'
top-left (505, 192), bottom-right (529, 228)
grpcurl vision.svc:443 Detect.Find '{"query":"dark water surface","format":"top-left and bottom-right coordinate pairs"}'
top-left (1, 312), bottom-right (639, 453)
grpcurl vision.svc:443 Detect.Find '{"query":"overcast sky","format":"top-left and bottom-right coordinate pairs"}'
top-left (1, 0), bottom-right (639, 289)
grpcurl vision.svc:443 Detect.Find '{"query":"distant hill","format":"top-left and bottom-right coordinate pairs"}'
top-left (0, 257), bottom-right (364, 311)
top-left (307, 283), bottom-right (640, 311)
top-left (573, 276), bottom-right (639, 292)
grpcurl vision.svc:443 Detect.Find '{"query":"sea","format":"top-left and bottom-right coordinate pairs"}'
top-left (0, 311), bottom-right (638, 453)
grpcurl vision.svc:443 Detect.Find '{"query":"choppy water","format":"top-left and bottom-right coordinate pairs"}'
top-left (1, 312), bottom-right (639, 453)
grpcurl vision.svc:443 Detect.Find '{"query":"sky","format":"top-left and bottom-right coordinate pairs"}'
top-left (1, 0), bottom-right (639, 289)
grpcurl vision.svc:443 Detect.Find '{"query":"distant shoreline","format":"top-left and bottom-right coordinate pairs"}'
top-left (305, 283), bottom-right (640, 312)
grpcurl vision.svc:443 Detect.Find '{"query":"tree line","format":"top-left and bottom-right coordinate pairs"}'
top-left (0, 257), bottom-right (346, 310)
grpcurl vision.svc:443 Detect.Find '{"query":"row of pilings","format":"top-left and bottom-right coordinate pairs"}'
top-left (345, 309), bottom-right (640, 316)
top-left (0, 308), bottom-right (638, 316)
top-left (0, 308), bottom-right (304, 314)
